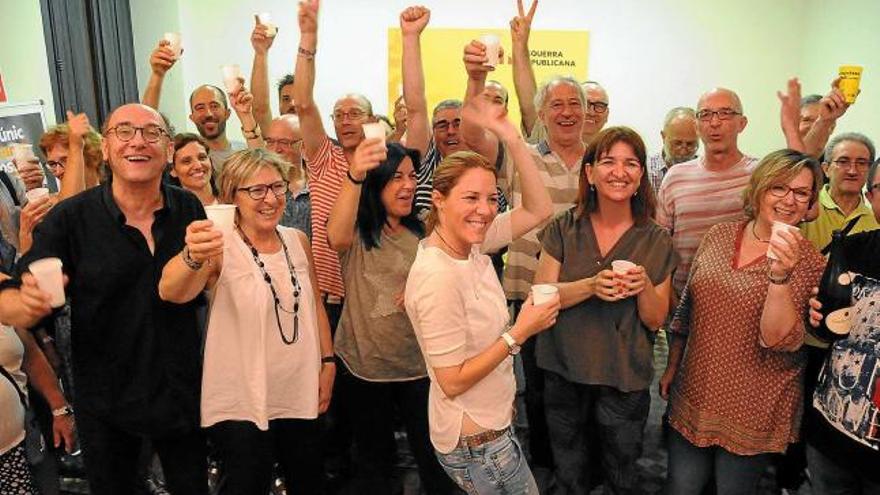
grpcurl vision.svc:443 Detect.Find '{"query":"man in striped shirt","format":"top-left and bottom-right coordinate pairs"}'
top-left (657, 88), bottom-right (757, 296)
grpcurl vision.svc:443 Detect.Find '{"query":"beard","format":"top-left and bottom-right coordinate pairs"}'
top-left (197, 117), bottom-right (226, 140)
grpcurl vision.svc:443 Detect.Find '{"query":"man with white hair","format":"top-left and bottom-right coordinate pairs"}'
top-left (646, 107), bottom-right (699, 194)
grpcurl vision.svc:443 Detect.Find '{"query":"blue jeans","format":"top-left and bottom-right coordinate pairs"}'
top-left (806, 443), bottom-right (880, 495)
top-left (666, 428), bottom-right (770, 495)
top-left (435, 428), bottom-right (538, 495)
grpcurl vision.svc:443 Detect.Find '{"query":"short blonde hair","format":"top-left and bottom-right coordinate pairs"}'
top-left (217, 148), bottom-right (290, 204)
top-left (426, 151), bottom-right (496, 233)
top-left (742, 149), bottom-right (822, 220)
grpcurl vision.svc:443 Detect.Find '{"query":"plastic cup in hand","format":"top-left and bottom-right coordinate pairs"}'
top-left (205, 204), bottom-right (237, 236)
top-left (531, 284), bottom-right (558, 306)
top-left (611, 260), bottom-right (637, 275)
top-left (163, 32), bottom-right (182, 59)
top-left (29, 258), bottom-right (65, 308)
top-left (480, 34), bottom-right (501, 68)
top-left (257, 12), bottom-right (277, 37)
top-left (767, 221), bottom-right (798, 260)
top-left (362, 123), bottom-right (387, 147)
top-left (25, 188), bottom-right (50, 203)
top-left (10, 143), bottom-right (36, 168)
top-left (838, 65), bottom-right (863, 104)
top-left (221, 65), bottom-right (242, 94)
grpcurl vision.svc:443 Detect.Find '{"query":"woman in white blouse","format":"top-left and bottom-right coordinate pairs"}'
top-left (159, 149), bottom-right (334, 494)
top-left (404, 102), bottom-right (559, 494)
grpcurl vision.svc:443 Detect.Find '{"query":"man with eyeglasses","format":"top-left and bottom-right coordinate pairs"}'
top-left (646, 107), bottom-right (699, 195)
top-left (801, 133), bottom-right (879, 252)
top-left (0, 103), bottom-right (208, 494)
top-left (266, 115), bottom-right (312, 238)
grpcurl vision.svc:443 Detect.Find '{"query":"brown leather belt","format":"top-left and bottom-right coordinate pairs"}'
top-left (457, 428), bottom-right (508, 449)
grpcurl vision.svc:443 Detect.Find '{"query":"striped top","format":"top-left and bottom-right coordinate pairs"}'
top-left (303, 136), bottom-right (348, 298)
top-left (656, 154), bottom-right (757, 294)
top-left (500, 140), bottom-right (582, 301)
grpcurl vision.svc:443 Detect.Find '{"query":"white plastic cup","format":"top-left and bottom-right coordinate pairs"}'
top-left (257, 12), bottom-right (277, 37)
top-left (531, 284), bottom-right (558, 305)
top-left (10, 143), bottom-right (36, 168)
top-left (611, 259), bottom-right (637, 275)
top-left (205, 204), bottom-right (237, 235)
top-left (480, 34), bottom-right (501, 68)
top-left (362, 123), bottom-right (387, 147)
top-left (221, 65), bottom-right (242, 94)
top-left (25, 187), bottom-right (50, 203)
top-left (767, 221), bottom-right (798, 260)
top-left (29, 257), bottom-right (65, 308)
top-left (163, 32), bottom-right (182, 59)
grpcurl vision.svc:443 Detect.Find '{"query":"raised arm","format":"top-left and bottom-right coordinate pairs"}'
top-left (803, 77), bottom-right (849, 158)
top-left (293, 0), bottom-right (329, 159)
top-left (399, 6), bottom-right (431, 157)
top-left (250, 15), bottom-right (277, 135)
top-left (142, 39), bottom-right (178, 110)
top-left (230, 83), bottom-right (265, 149)
top-left (57, 111), bottom-right (90, 200)
top-left (460, 41), bottom-right (501, 164)
top-left (327, 138), bottom-right (386, 252)
top-left (778, 77), bottom-right (806, 153)
top-left (510, 0), bottom-right (539, 135)
top-left (158, 219), bottom-right (223, 303)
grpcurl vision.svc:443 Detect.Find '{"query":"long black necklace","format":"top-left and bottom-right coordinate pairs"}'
top-left (237, 226), bottom-right (301, 344)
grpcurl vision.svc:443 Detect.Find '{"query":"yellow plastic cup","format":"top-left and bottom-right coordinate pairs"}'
top-left (838, 65), bottom-right (863, 104)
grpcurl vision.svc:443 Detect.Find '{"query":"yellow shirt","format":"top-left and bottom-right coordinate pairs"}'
top-left (800, 184), bottom-right (878, 348)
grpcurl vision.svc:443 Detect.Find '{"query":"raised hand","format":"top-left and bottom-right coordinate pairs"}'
top-left (150, 39), bottom-right (178, 76)
top-left (251, 14), bottom-right (276, 54)
top-left (184, 220), bottom-right (224, 264)
top-left (461, 93), bottom-right (516, 141)
top-left (768, 226), bottom-right (803, 280)
top-left (462, 40), bottom-right (504, 78)
top-left (510, 0), bottom-right (538, 46)
top-left (819, 77), bottom-right (849, 121)
top-left (777, 77), bottom-right (802, 139)
top-left (230, 82), bottom-right (255, 115)
top-left (349, 138), bottom-right (387, 180)
top-left (66, 110), bottom-right (91, 146)
top-left (392, 95), bottom-right (407, 132)
top-left (400, 5), bottom-right (430, 35)
top-left (298, 0), bottom-right (320, 34)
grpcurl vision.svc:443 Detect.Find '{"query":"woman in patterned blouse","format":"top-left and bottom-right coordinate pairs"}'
top-left (662, 149), bottom-right (826, 494)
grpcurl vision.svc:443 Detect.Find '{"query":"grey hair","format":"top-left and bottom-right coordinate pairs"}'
top-left (432, 99), bottom-right (462, 119)
top-left (663, 107), bottom-right (696, 128)
top-left (823, 132), bottom-right (876, 164)
top-left (534, 76), bottom-right (585, 110)
top-left (868, 158), bottom-right (880, 190)
top-left (800, 94), bottom-right (822, 107)
top-left (335, 93), bottom-right (373, 116)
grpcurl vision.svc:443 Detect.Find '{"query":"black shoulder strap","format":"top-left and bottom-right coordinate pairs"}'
top-left (0, 363), bottom-right (27, 408)
top-left (0, 172), bottom-right (21, 207)
top-left (820, 216), bottom-right (863, 256)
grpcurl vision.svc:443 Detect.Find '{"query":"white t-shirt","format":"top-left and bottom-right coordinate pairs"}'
top-left (0, 325), bottom-right (26, 454)
top-left (201, 226), bottom-right (321, 430)
top-left (405, 212), bottom-right (514, 453)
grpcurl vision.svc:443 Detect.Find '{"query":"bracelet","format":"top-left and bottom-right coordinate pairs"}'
top-left (298, 46), bottom-right (316, 60)
top-left (241, 126), bottom-right (261, 139)
top-left (768, 270), bottom-right (791, 285)
top-left (182, 246), bottom-right (204, 271)
top-left (51, 405), bottom-right (74, 417)
top-left (346, 169), bottom-right (365, 185)
top-left (321, 356), bottom-right (336, 365)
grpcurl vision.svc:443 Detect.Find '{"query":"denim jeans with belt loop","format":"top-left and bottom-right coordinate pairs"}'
top-left (434, 428), bottom-right (539, 494)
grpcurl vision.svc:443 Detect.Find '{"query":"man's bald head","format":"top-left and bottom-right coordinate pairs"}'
top-left (698, 87), bottom-right (743, 114)
top-left (103, 103), bottom-right (168, 133)
top-left (266, 115), bottom-right (303, 168)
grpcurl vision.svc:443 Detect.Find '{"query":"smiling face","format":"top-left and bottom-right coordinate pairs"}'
top-left (333, 96), bottom-right (372, 151)
top-left (582, 83), bottom-right (609, 141)
top-left (189, 86), bottom-right (230, 141)
top-left (172, 141), bottom-right (212, 193)
top-left (758, 168), bottom-right (814, 226)
top-left (102, 104), bottom-right (172, 186)
top-left (586, 141), bottom-right (644, 205)
top-left (539, 82), bottom-right (585, 145)
top-left (432, 107), bottom-right (464, 158)
top-left (46, 143), bottom-right (68, 179)
top-left (433, 167), bottom-right (498, 248)
top-left (825, 139), bottom-right (872, 197)
top-left (380, 156), bottom-right (416, 221)
top-left (234, 166), bottom-right (286, 233)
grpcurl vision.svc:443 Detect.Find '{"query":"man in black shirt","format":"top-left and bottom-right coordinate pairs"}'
top-left (807, 158), bottom-right (880, 493)
top-left (0, 103), bottom-right (207, 494)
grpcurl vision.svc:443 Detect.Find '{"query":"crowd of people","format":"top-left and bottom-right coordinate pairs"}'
top-left (0, 1), bottom-right (878, 495)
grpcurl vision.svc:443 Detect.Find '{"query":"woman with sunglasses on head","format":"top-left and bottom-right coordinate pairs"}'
top-left (661, 150), bottom-right (826, 494)
top-left (159, 148), bottom-right (334, 494)
top-left (404, 100), bottom-right (559, 494)
top-left (326, 138), bottom-right (456, 494)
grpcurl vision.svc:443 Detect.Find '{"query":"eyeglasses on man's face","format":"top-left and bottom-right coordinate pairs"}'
top-left (105, 124), bottom-right (168, 143)
top-left (696, 109), bottom-right (741, 122)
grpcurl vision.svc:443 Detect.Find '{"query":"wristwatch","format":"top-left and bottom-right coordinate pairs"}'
top-left (52, 405), bottom-right (74, 417)
top-left (500, 332), bottom-right (521, 356)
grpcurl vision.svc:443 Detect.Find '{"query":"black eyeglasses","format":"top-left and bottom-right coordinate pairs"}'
top-left (696, 109), bottom-right (741, 122)
top-left (830, 158), bottom-right (871, 171)
top-left (46, 160), bottom-right (65, 169)
top-left (768, 184), bottom-right (812, 204)
top-left (105, 124), bottom-right (168, 143)
top-left (265, 138), bottom-right (302, 149)
top-left (237, 181), bottom-right (288, 200)
top-left (586, 101), bottom-right (608, 114)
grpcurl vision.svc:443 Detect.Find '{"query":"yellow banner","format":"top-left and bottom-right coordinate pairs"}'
top-left (388, 28), bottom-right (589, 128)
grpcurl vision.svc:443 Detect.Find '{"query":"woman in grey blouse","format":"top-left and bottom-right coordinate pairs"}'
top-left (534, 126), bottom-right (677, 494)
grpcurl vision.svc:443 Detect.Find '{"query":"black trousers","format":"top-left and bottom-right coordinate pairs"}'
top-left (208, 418), bottom-right (323, 495)
top-left (76, 410), bottom-right (207, 495)
top-left (337, 367), bottom-right (458, 494)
